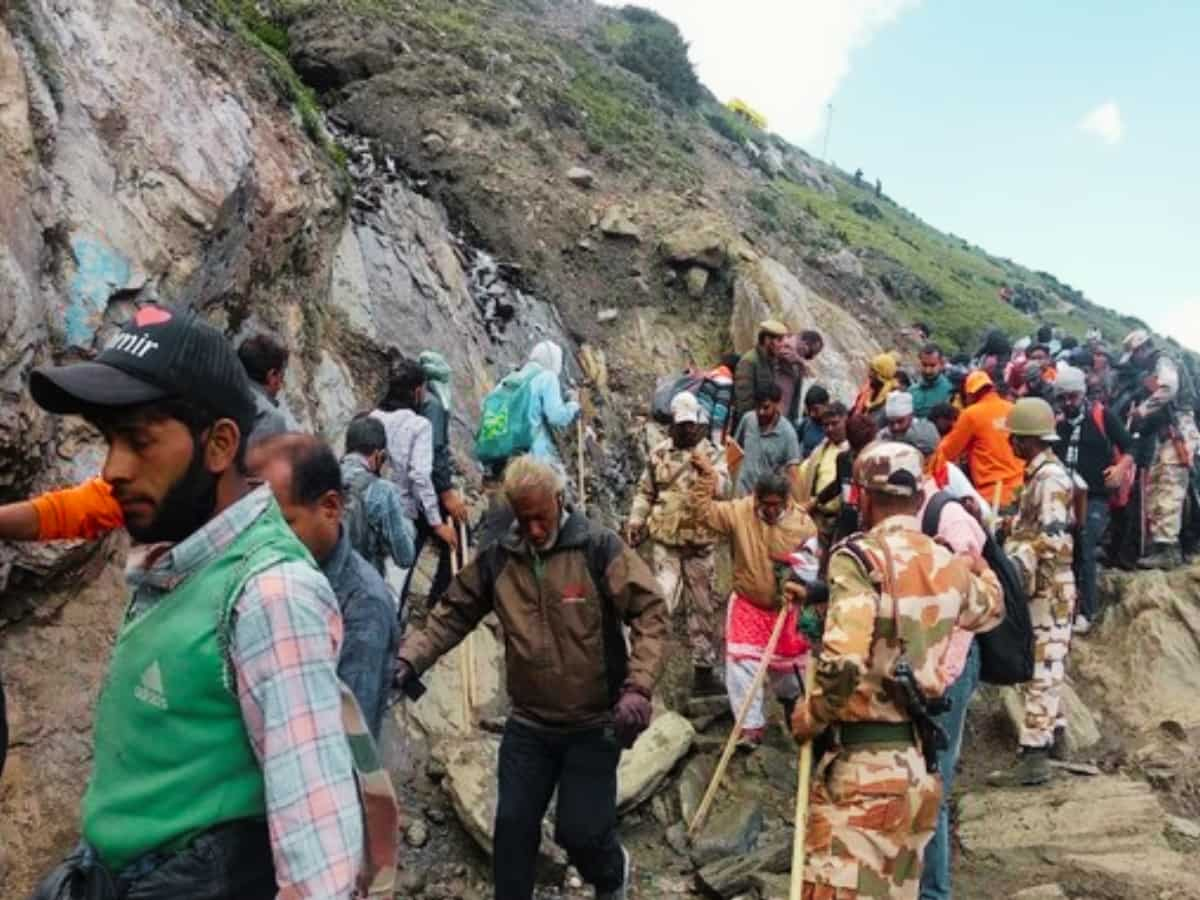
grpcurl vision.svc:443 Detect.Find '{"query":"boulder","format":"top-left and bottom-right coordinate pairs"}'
top-left (617, 711), bottom-right (695, 811)
top-left (439, 737), bottom-right (567, 874)
top-left (1073, 567), bottom-right (1200, 731)
top-left (685, 266), bottom-right (709, 299)
top-left (1000, 680), bottom-right (1100, 752)
top-left (677, 754), bottom-right (716, 826)
top-left (1012, 886), bottom-right (1068, 900)
top-left (731, 255), bottom-right (880, 402)
top-left (288, 15), bottom-right (397, 91)
top-left (409, 623), bottom-right (505, 741)
top-left (659, 218), bottom-right (749, 270)
top-left (959, 775), bottom-right (1196, 897)
top-left (566, 166), bottom-right (595, 188)
top-left (691, 798), bottom-right (764, 865)
top-left (598, 205), bottom-right (641, 241)
top-left (695, 835), bottom-right (790, 899)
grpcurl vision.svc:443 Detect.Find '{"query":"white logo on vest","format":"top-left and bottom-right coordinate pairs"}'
top-left (135, 660), bottom-right (168, 710)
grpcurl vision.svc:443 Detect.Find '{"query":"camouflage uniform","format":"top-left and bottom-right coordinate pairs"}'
top-left (1006, 448), bottom-right (1077, 749)
top-left (798, 443), bottom-right (1004, 899)
top-left (629, 436), bottom-right (728, 668)
top-left (1139, 353), bottom-right (1200, 546)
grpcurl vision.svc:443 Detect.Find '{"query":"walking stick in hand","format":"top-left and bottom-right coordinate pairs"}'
top-left (688, 601), bottom-right (790, 838)
top-left (577, 399), bottom-right (587, 514)
top-left (789, 657), bottom-right (819, 900)
top-left (450, 523), bottom-right (474, 731)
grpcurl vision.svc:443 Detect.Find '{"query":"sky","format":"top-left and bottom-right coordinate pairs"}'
top-left (596, 0), bottom-right (1200, 351)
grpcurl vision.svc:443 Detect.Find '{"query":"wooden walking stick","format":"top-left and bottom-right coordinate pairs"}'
top-left (688, 601), bottom-right (791, 838)
top-left (789, 657), bottom-right (820, 900)
top-left (577, 401), bottom-right (587, 514)
top-left (450, 524), bottom-right (473, 731)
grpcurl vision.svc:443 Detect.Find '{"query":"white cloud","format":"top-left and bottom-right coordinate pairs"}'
top-left (596, 0), bottom-right (920, 143)
top-left (1078, 101), bottom-right (1123, 145)
top-left (1149, 300), bottom-right (1200, 354)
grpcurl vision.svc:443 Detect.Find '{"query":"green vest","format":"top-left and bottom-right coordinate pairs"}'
top-left (82, 500), bottom-right (313, 871)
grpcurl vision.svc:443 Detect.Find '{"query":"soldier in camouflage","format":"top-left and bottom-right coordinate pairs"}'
top-left (988, 397), bottom-right (1077, 787)
top-left (1123, 330), bottom-right (1200, 569)
top-left (627, 392), bottom-right (730, 696)
top-left (790, 442), bottom-right (1004, 899)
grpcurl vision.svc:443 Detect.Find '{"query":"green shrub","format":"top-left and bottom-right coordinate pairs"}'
top-left (614, 6), bottom-right (701, 106)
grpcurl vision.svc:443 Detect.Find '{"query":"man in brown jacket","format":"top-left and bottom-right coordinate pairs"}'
top-left (395, 455), bottom-right (667, 900)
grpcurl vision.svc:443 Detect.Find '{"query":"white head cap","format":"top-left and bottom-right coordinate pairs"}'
top-left (885, 391), bottom-right (914, 419)
top-left (671, 391), bottom-right (702, 424)
top-left (1055, 364), bottom-right (1087, 395)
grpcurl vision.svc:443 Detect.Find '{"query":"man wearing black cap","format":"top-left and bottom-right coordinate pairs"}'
top-left (28, 306), bottom-right (371, 899)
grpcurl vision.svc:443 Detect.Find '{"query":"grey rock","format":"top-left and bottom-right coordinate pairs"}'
top-left (405, 819), bottom-right (430, 848)
top-left (665, 822), bottom-right (690, 856)
top-left (617, 712), bottom-right (695, 811)
top-left (1013, 886), bottom-right (1068, 900)
top-left (695, 835), bottom-right (791, 898)
top-left (566, 166), bottom-right (596, 188)
top-left (1167, 815), bottom-right (1200, 840)
top-left (422, 132), bottom-right (448, 157)
top-left (598, 205), bottom-right (641, 241)
top-left (677, 754), bottom-right (716, 826)
top-left (597, 308), bottom-right (619, 323)
top-left (685, 266), bottom-right (709, 299)
top-left (691, 798), bottom-right (764, 865)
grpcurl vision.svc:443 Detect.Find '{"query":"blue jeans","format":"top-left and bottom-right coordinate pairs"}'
top-left (1075, 496), bottom-right (1110, 620)
top-left (920, 640), bottom-right (981, 900)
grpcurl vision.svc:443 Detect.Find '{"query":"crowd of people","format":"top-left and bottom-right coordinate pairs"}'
top-left (0, 301), bottom-right (1196, 900)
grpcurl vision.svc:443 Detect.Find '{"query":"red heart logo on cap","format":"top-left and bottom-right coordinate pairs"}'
top-left (134, 307), bottom-right (172, 327)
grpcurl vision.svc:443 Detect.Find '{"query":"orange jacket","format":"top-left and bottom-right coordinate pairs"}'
top-left (30, 478), bottom-right (125, 541)
top-left (932, 390), bottom-right (1024, 507)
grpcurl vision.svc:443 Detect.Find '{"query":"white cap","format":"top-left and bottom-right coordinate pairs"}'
top-left (1055, 364), bottom-right (1087, 395)
top-left (885, 391), bottom-right (914, 419)
top-left (671, 391), bottom-right (702, 424)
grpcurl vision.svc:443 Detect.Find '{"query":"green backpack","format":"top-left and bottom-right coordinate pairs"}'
top-left (474, 368), bottom-right (539, 465)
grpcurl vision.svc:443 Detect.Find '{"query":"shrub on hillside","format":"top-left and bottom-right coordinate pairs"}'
top-left (615, 6), bottom-right (701, 106)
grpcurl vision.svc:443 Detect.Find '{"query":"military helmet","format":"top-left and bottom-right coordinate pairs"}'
top-left (853, 440), bottom-right (924, 496)
top-left (1006, 397), bottom-right (1060, 441)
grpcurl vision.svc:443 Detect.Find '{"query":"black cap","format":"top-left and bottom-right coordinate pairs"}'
top-left (31, 305), bottom-right (256, 435)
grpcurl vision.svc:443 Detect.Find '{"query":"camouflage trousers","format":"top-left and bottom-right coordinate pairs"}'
top-left (803, 744), bottom-right (942, 900)
top-left (651, 543), bottom-right (720, 668)
top-left (1019, 584), bottom-right (1075, 748)
top-left (1148, 412), bottom-right (1200, 545)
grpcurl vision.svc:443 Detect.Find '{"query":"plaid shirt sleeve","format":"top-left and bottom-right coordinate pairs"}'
top-left (232, 560), bottom-right (364, 899)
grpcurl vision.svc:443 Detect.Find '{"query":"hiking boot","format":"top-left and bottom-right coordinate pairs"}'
top-left (596, 845), bottom-right (630, 900)
top-left (1073, 614), bottom-right (1092, 636)
top-left (986, 747), bottom-right (1052, 787)
top-left (692, 666), bottom-right (725, 698)
top-left (736, 727), bottom-right (765, 751)
top-left (1049, 725), bottom-right (1069, 761)
top-left (1138, 544), bottom-right (1183, 570)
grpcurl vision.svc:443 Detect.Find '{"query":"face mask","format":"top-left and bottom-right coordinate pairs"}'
top-left (128, 434), bottom-right (220, 544)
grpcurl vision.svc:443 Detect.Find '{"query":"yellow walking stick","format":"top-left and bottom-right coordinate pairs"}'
top-left (577, 407), bottom-right (587, 513)
top-left (789, 658), bottom-right (819, 900)
top-left (451, 522), bottom-right (474, 731)
top-left (688, 602), bottom-right (790, 838)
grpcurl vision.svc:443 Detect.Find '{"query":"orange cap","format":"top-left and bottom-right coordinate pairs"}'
top-left (964, 370), bottom-right (994, 395)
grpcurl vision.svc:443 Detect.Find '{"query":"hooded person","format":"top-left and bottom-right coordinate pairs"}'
top-left (521, 340), bottom-right (581, 467)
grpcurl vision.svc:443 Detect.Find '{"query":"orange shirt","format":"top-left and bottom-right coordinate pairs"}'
top-left (932, 390), bottom-right (1024, 507)
top-left (31, 477), bottom-right (125, 541)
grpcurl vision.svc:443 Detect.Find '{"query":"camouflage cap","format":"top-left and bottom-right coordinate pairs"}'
top-left (853, 440), bottom-right (925, 497)
top-left (759, 319), bottom-right (788, 337)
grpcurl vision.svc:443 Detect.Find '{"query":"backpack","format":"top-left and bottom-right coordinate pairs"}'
top-left (474, 368), bottom-right (539, 465)
top-left (341, 461), bottom-right (375, 560)
top-left (652, 370), bottom-right (706, 425)
top-left (921, 492), bottom-right (1035, 686)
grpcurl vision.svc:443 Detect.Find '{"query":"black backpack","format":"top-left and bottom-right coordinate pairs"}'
top-left (922, 492), bottom-right (1035, 686)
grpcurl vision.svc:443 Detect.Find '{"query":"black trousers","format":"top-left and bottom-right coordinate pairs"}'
top-left (494, 719), bottom-right (624, 900)
top-left (404, 511), bottom-right (454, 608)
top-left (30, 819), bottom-right (274, 900)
